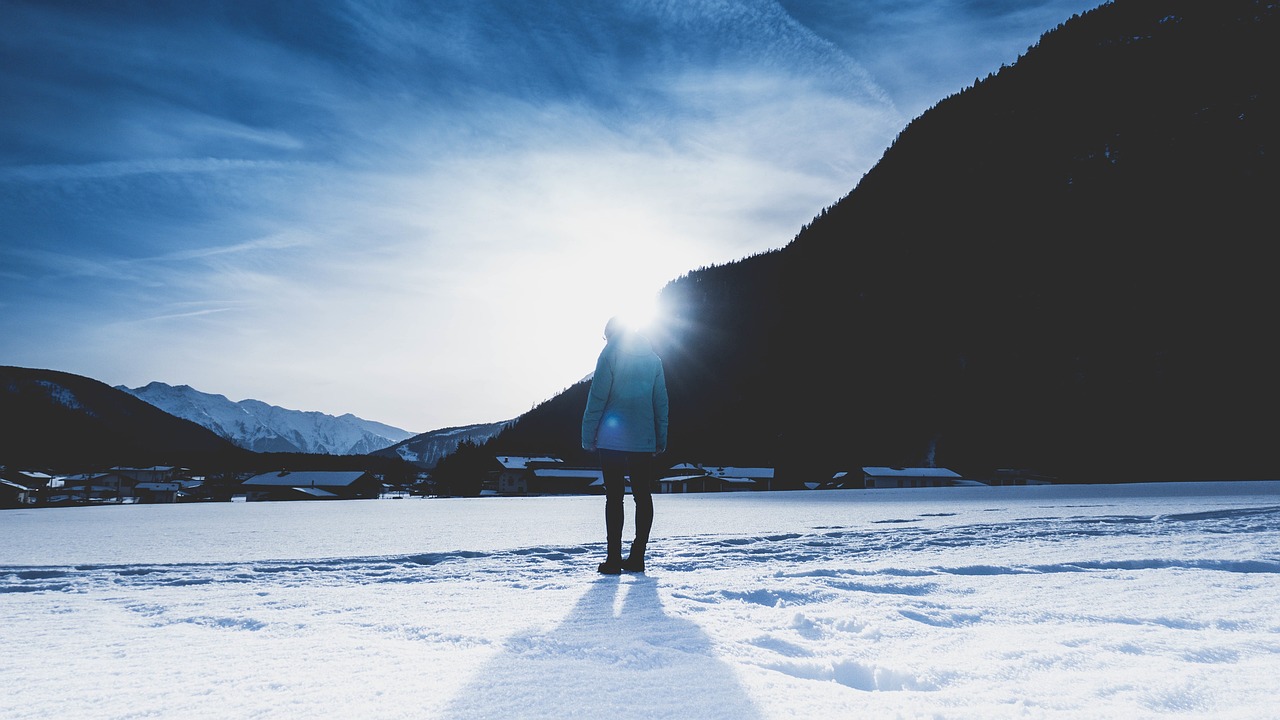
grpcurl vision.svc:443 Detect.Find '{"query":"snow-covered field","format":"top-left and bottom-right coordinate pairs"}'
top-left (3, 481), bottom-right (1278, 719)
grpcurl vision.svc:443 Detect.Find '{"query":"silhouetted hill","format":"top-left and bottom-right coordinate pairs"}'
top-left (0, 366), bottom-right (249, 471)
top-left (437, 0), bottom-right (1280, 488)
top-left (371, 420), bottom-right (512, 469)
top-left (777, 0), bottom-right (1279, 482)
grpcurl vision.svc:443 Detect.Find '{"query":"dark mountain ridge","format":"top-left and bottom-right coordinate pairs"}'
top-left (436, 0), bottom-right (1280, 487)
top-left (371, 420), bottom-right (512, 469)
top-left (0, 365), bottom-right (247, 471)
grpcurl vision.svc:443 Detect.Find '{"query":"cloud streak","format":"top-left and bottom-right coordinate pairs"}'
top-left (0, 158), bottom-right (311, 182)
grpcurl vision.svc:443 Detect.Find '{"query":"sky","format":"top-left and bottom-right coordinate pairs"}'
top-left (2, 481), bottom-right (1278, 718)
top-left (0, 0), bottom-right (1102, 433)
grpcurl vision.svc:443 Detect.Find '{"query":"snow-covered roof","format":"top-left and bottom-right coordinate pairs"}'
top-left (243, 471), bottom-right (368, 487)
top-left (1, 478), bottom-right (32, 491)
top-left (661, 474), bottom-right (708, 482)
top-left (291, 487), bottom-right (339, 498)
top-left (496, 456), bottom-right (562, 470)
top-left (703, 466), bottom-right (774, 479)
top-left (63, 473), bottom-right (117, 482)
top-left (862, 466), bottom-right (962, 478)
top-left (660, 474), bottom-right (757, 485)
top-left (531, 468), bottom-right (604, 480)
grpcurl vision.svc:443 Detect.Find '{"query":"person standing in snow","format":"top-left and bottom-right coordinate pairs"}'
top-left (581, 316), bottom-right (669, 575)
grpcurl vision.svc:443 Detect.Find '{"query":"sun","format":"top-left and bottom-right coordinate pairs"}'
top-left (611, 295), bottom-right (661, 335)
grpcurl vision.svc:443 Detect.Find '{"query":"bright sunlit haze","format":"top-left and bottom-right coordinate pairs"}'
top-left (0, 0), bottom-right (1101, 432)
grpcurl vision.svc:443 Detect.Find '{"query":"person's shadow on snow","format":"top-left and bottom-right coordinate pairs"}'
top-left (441, 576), bottom-right (762, 720)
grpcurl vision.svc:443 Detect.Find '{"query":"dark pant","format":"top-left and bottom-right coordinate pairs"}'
top-left (600, 449), bottom-right (655, 561)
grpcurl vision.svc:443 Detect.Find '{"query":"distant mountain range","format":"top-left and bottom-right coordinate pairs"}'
top-left (2, 367), bottom-right (509, 472)
top-left (117, 381), bottom-right (417, 456)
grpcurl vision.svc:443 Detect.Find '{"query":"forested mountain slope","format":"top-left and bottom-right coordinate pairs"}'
top-left (439, 0), bottom-right (1279, 487)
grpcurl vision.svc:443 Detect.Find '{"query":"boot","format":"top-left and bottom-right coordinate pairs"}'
top-left (621, 540), bottom-right (645, 573)
top-left (598, 535), bottom-right (623, 575)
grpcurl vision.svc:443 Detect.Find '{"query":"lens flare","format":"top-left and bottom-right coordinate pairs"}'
top-left (611, 295), bottom-right (661, 335)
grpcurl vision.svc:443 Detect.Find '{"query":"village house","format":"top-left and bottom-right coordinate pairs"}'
top-left (584, 467), bottom-right (745, 494)
top-left (656, 473), bottom-right (738, 493)
top-left (1, 477), bottom-right (34, 508)
top-left (807, 471), bottom-right (864, 490)
top-left (133, 482), bottom-right (182, 503)
top-left (700, 466), bottom-right (775, 491)
top-left (659, 463), bottom-right (701, 493)
top-left (657, 464), bottom-right (775, 493)
top-left (241, 470), bottom-right (381, 501)
top-left (57, 471), bottom-right (141, 504)
top-left (9, 471), bottom-right (56, 489)
top-left (176, 476), bottom-right (207, 496)
top-left (666, 462), bottom-right (702, 475)
top-left (530, 466), bottom-right (605, 495)
top-left (0, 471), bottom-right (59, 505)
top-left (658, 473), bottom-right (701, 493)
top-left (491, 456), bottom-right (609, 495)
top-left (493, 456), bottom-right (563, 494)
top-left (111, 466), bottom-right (180, 484)
top-left (860, 466), bottom-right (986, 488)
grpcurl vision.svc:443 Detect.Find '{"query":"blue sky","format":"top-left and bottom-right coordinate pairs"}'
top-left (1, 0), bottom-right (1100, 433)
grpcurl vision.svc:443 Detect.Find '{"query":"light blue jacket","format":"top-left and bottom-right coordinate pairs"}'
top-left (581, 331), bottom-right (669, 453)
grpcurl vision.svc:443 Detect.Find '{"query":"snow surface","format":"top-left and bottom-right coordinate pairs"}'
top-left (2, 481), bottom-right (1278, 719)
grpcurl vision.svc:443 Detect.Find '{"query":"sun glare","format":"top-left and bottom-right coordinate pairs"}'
top-left (611, 294), bottom-right (661, 335)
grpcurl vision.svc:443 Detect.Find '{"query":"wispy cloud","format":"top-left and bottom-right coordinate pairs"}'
top-left (121, 305), bottom-right (242, 325)
top-left (0, 158), bottom-right (313, 182)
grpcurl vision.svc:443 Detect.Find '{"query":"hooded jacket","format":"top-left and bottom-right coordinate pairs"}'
top-left (581, 330), bottom-right (669, 453)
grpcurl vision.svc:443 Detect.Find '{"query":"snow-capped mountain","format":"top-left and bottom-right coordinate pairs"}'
top-left (117, 382), bottom-right (416, 455)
